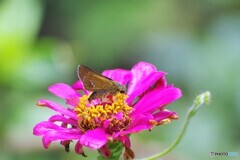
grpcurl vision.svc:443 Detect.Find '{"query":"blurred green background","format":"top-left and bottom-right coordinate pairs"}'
top-left (0, 0), bottom-right (240, 160)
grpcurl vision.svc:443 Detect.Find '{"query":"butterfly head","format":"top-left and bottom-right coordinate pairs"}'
top-left (116, 83), bottom-right (127, 94)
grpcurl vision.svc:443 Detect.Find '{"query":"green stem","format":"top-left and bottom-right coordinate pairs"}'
top-left (145, 91), bottom-right (211, 160)
top-left (146, 108), bottom-right (191, 160)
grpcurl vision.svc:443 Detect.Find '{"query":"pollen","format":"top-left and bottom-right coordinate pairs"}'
top-left (74, 93), bottom-right (132, 132)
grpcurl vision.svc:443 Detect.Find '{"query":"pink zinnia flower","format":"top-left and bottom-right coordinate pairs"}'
top-left (33, 62), bottom-right (182, 159)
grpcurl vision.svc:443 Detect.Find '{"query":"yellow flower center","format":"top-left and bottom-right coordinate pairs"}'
top-left (74, 93), bottom-right (132, 133)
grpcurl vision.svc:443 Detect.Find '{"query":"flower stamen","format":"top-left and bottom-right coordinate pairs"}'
top-left (74, 93), bottom-right (132, 132)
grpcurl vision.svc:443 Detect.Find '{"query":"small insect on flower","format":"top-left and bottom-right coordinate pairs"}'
top-left (78, 65), bottom-right (127, 102)
top-left (33, 62), bottom-right (182, 159)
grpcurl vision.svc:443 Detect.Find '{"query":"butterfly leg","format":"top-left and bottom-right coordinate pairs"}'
top-left (88, 91), bottom-right (108, 102)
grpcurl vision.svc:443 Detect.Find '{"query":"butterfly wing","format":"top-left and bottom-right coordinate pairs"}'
top-left (78, 65), bottom-right (116, 91)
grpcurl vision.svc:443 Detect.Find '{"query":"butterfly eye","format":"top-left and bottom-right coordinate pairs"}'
top-left (120, 90), bottom-right (125, 93)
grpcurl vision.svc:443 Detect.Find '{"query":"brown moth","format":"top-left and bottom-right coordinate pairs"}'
top-left (77, 65), bottom-right (127, 102)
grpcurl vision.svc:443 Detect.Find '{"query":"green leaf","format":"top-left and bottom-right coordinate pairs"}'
top-left (97, 142), bottom-right (124, 160)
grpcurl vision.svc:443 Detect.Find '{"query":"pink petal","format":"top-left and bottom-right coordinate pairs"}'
top-left (61, 122), bottom-right (68, 128)
top-left (128, 62), bottom-right (157, 91)
top-left (99, 144), bottom-right (111, 158)
top-left (42, 131), bottom-right (81, 149)
top-left (103, 120), bottom-right (111, 129)
top-left (48, 83), bottom-right (80, 106)
top-left (102, 69), bottom-right (132, 85)
top-left (60, 140), bottom-right (71, 152)
top-left (48, 115), bottom-right (78, 127)
top-left (153, 110), bottom-right (177, 121)
top-left (118, 135), bottom-right (131, 148)
top-left (75, 140), bottom-right (85, 155)
top-left (126, 114), bottom-right (154, 133)
top-left (126, 62), bottom-right (166, 104)
top-left (48, 83), bottom-right (80, 99)
top-left (80, 128), bottom-right (107, 149)
top-left (131, 87), bottom-right (182, 116)
top-left (114, 114), bottom-right (153, 136)
top-left (144, 76), bottom-right (167, 94)
top-left (127, 71), bottom-right (165, 104)
top-left (33, 121), bottom-right (65, 136)
top-left (72, 80), bottom-right (89, 94)
top-left (37, 100), bottom-right (78, 120)
top-left (115, 112), bottom-right (124, 120)
top-left (33, 121), bottom-right (81, 149)
top-left (33, 121), bottom-right (80, 135)
top-left (66, 96), bottom-right (80, 107)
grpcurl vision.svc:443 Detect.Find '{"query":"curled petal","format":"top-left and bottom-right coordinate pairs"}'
top-left (99, 144), bottom-right (111, 158)
top-left (153, 110), bottom-right (177, 122)
top-left (127, 71), bottom-right (165, 104)
top-left (132, 61), bottom-right (157, 73)
top-left (60, 140), bottom-right (71, 152)
top-left (143, 76), bottom-right (167, 95)
top-left (72, 80), bottom-right (89, 94)
top-left (131, 87), bottom-right (182, 116)
top-left (42, 131), bottom-right (81, 149)
top-left (33, 121), bottom-right (81, 149)
top-left (129, 62), bottom-right (157, 89)
top-left (33, 121), bottom-right (80, 135)
top-left (126, 62), bottom-right (166, 104)
top-left (48, 115), bottom-right (78, 127)
top-left (80, 128), bottom-right (107, 149)
top-left (37, 100), bottom-right (78, 120)
top-left (102, 69), bottom-right (132, 85)
top-left (124, 147), bottom-right (135, 160)
top-left (75, 140), bottom-right (83, 154)
top-left (33, 121), bottom-right (65, 136)
top-left (61, 122), bottom-right (68, 129)
top-left (75, 140), bottom-right (87, 157)
top-left (118, 135), bottom-right (131, 148)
